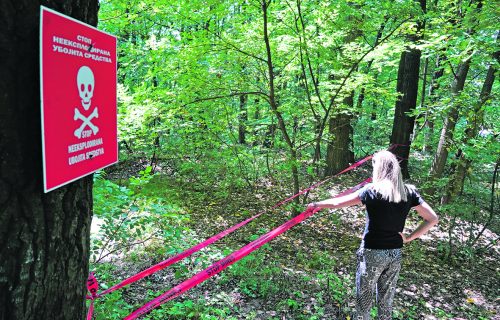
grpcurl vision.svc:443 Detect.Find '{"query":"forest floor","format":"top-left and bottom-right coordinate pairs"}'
top-left (92, 161), bottom-right (499, 320)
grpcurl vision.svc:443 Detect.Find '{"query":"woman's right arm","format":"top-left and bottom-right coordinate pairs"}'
top-left (399, 202), bottom-right (439, 243)
top-left (306, 191), bottom-right (362, 210)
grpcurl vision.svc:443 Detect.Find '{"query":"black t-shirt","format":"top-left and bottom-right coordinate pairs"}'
top-left (358, 183), bottom-right (424, 249)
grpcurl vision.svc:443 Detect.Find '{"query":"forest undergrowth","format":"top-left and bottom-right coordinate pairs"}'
top-left (89, 157), bottom-right (499, 320)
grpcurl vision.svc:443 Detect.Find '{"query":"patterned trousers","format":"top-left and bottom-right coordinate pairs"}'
top-left (354, 248), bottom-right (402, 320)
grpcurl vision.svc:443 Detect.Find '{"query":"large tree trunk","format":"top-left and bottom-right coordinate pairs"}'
top-left (325, 94), bottom-right (355, 176)
top-left (429, 59), bottom-right (470, 181)
top-left (390, 47), bottom-right (422, 179)
top-left (0, 1), bottom-right (98, 319)
top-left (324, 5), bottom-right (361, 177)
top-left (389, 0), bottom-right (426, 179)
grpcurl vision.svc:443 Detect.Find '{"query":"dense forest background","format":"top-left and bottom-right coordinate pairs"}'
top-left (89, 0), bottom-right (498, 319)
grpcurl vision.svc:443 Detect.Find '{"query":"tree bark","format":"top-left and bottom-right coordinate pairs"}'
top-left (389, 0), bottom-right (426, 179)
top-left (0, 1), bottom-right (98, 319)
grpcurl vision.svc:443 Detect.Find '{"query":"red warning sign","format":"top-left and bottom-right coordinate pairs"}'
top-left (40, 6), bottom-right (118, 192)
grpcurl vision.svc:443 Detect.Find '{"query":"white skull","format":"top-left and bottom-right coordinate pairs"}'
top-left (77, 66), bottom-right (95, 110)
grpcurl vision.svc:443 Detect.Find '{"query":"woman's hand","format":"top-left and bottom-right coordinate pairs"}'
top-left (399, 232), bottom-right (410, 244)
top-left (306, 202), bottom-right (318, 210)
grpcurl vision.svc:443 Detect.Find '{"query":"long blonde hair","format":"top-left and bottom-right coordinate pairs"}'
top-left (371, 150), bottom-right (407, 203)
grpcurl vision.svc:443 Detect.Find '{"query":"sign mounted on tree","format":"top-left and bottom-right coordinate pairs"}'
top-left (40, 6), bottom-right (118, 192)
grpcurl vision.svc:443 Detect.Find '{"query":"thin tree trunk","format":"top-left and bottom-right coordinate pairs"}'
top-left (429, 59), bottom-right (471, 181)
top-left (150, 135), bottom-right (161, 172)
top-left (423, 54), bottom-right (446, 152)
top-left (296, 0), bottom-right (327, 172)
top-left (356, 20), bottom-right (387, 110)
top-left (470, 158), bottom-right (499, 247)
top-left (443, 38), bottom-right (498, 203)
top-left (149, 117), bottom-right (161, 172)
top-left (238, 94), bottom-right (248, 144)
top-left (0, 1), bottom-right (98, 319)
top-left (429, 0), bottom-right (483, 185)
top-left (412, 57), bottom-right (429, 141)
top-left (263, 122), bottom-right (276, 148)
top-left (367, 73), bottom-right (380, 127)
top-left (262, 0), bottom-right (300, 198)
top-left (253, 98), bottom-right (260, 147)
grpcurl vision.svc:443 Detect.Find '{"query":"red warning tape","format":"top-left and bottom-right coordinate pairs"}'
top-left (86, 272), bottom-right (98, 320)
top-left (124, 178), bottom-right (371, 319)
top-left (87, 153), bottom-right (375, 300)
top-left (86, 145), bottom-right (400, 318)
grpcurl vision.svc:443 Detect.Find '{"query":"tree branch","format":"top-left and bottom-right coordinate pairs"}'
top-left (181, 91), bottom-right (270, 107)
top-left (95, 236), bottom-right (157, 263)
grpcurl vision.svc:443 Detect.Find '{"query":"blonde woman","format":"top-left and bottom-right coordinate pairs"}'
top-left (307, 150), bottom-right (438, 319)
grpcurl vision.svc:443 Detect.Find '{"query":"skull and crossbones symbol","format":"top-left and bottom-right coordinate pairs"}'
top-left (74, 66), bottom-right (99, 138)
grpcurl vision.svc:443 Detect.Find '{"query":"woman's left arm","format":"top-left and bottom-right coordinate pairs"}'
top-left (399, 201), bottom-right (439, 243)
top-left (307, 191), bottom-right (362, 210)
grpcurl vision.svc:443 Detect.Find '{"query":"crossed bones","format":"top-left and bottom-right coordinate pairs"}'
top-left (74, 107), bottom-right (99, 138)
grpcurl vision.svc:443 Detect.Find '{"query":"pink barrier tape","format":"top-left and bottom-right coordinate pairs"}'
top-left (87, 272), bottom-right (99, 297)
top-left (89, 153), bottom-right (375, 300)
top-left (336, 177), bottom-right (372, 196)
top-left (97, 211), bottom-right (263, 297)
top-left (85, 156), bottom-right (373, 319)
top-left (86, 272), bottom-right (98, 320)
top-left (266, 153), bottom-right (374, 209)
top-left (87, 301), bottom-right (94, 320)
top-left (86, 145), bottom-right (405, 318)
top-left (124, 180), bottom-right (368, 319)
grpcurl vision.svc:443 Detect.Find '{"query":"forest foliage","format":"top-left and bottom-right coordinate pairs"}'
top-left (89, 0), bottom-right (499, 318)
